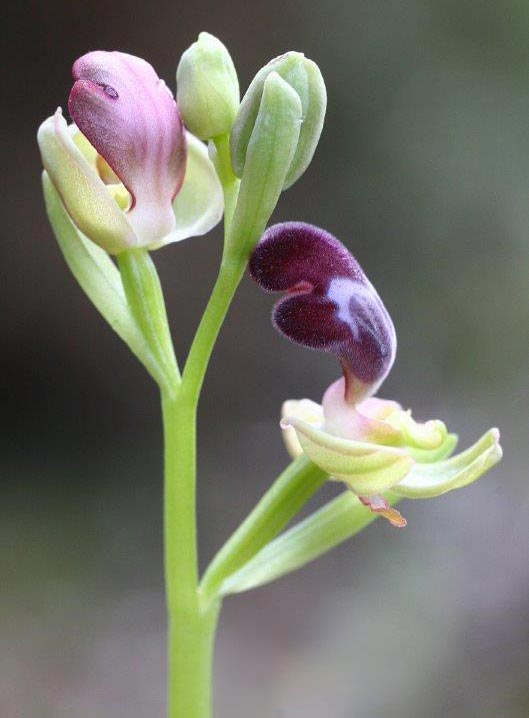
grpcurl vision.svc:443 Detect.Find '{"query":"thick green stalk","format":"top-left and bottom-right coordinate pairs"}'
top-left (199, 456), bottom-right (327, 603)
top-left (162, 256), bottom-right (245, 718)
top-left (163, 138), bottom-right (244, 718)
top-left (163, 393), bottom-right (221, 718)
top-left (162, 396), bottom-right (199, 615)
top-left (167, 601), bottom-right (220, 718)
top-left (162, 258), bottom-right (245, 718)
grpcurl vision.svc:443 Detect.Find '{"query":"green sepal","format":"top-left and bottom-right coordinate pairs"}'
top-left (284, 416), bottom-right (415, 495)
top-left (406, 432), bottom-right (459, 463)
top-left (38, 112), bottom-right (136, 254)
top-left (165, 133), bottom-right (224, 246)
top-left (393, 428), bottom-right (501, 498)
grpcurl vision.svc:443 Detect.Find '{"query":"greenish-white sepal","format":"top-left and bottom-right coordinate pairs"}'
top-left (406, 432), bottom-right (459, 463)
top-left (281, 398), bottom-right (323, 459)
top-left (229, 72), bottom-right (302, 256)
top-left (392, 428), bottom-right (502, 498)
top-left (284, 416), bottom-right (414, 494)
top-left (219, 491), bottom-right (388, 596)
top-left (42, 172), bottom-right (166, 387)
top-left (151, 133), bottom-right (224, 248)
top-left (38, 111), bottom-right (136, 254)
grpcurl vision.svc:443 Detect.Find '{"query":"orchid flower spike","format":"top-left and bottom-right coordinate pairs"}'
top-left (250, 222), bottom-right (502, 527)
top-left (38, 51), bottom-right (223, 253)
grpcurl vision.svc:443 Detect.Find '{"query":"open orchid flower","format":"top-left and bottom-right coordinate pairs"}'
top-left (38, 51), bottom-right (223, 253)
top-left (250, 222), bottom-right (502, 527)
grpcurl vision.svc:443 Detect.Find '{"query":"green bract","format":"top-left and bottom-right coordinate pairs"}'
top-left (41, 172), bottom-right (172, 388)
top-left (231, 51), bottom-right (327, 190)
top-left (177, 32), bottom-right (240, 141)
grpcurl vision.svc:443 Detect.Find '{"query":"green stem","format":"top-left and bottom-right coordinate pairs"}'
top-left (163, 396), bottom-right (199, 613)
top-left (200, 456), bottom-right (327, 604)
top-left (180, 133), bottom-right (245, 404)
top-left (212, 134), bottom-right (240, 237)
top-left (167, 601), bottom-right (220, 718)
top-left (181, 255), bottom-right (246, 403)
top-left (163, 136), bottom-right (244, 715)
top-left (163, 254), bottom-right (245, 718)
top-left (163, 394), bottom-right (219, 718)
top-left (159, 127), bottom-right (296, 716)
top-left (162, 257), bottom-right (245, 718)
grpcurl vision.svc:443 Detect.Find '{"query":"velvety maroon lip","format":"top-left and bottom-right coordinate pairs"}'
top-left (249, 221), bottom-right (396, 401)
top-left (286, 280), bottom-right (313, 295)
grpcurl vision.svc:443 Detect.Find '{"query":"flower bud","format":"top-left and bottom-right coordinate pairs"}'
top-left (228, 74), bottom-right (302, 256)
top-left (249, 222), bottom-right (396, 403)
top-left (69, 51), bottom-right (186, 246)
top-left (231, 52), bottom-right (326, 189)
top-left (176, 32), bottom-right (240, 140)
top-left (38, 50), bottom-right (224, 254)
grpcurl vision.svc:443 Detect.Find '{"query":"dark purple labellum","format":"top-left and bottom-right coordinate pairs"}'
top-left (249, 222), bottom-right (396, 403)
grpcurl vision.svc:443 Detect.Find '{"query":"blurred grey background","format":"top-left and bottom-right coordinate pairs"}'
top-left (2, 1), bottom-right (529, 716)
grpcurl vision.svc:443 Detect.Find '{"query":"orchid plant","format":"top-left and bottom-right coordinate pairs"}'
top-left (37, 33), bottom-right (502, 718)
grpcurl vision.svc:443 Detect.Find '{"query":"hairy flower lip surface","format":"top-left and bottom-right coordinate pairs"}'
top-left (249, 222), bottom-right (396, 403)
top-left (69, 51), bottom-right (187, 244)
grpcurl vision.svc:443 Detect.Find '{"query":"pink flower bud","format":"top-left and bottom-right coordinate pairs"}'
top-left (69, 51), bottom-right (187, 245)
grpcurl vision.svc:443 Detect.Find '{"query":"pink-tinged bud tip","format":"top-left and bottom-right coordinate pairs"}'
top-left (249, 222), bottom-right (396, 403)
top-left (68, 51), bottom-right (187, 244)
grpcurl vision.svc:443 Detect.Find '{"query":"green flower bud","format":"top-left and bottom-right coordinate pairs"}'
top-left (176, 32), bottom-right (239, 141)
top-left (231, 51), bottom-right (326, 189)
top-left (228, 72), bottom-right (302, 256)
